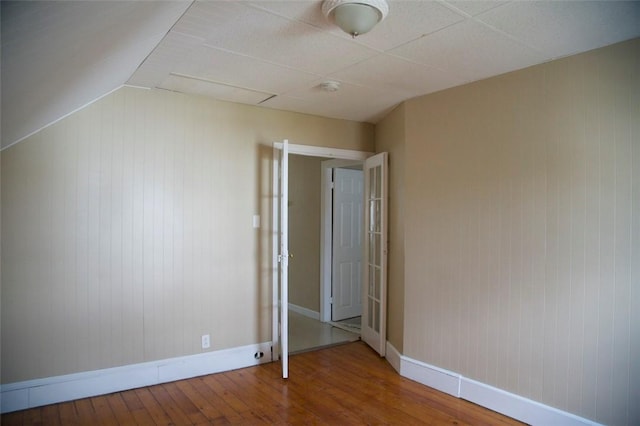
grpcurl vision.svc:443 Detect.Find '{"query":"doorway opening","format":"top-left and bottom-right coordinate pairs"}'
top-left (287, 155), bottom-right (363, 354)
top-left (273, 141), bottom-right (388, 378)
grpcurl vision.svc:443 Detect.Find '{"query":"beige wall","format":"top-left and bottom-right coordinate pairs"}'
top-left (403, 38), bottom-right (639, 425)
top-left (0, 86), bottom-right (374, 383)
top-left (288, 154), bottom-right (323, 313)
top-left (374, 104), bottom-right (405, 352)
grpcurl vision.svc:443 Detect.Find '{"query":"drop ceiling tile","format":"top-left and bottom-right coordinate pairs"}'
top-left (172, 45), bottom-right (321, 95)
top-left (263, 80), bottom-right (408, 123)
top-left (476, 1), bottom-right (640, 59)
top-left (351, 0), bottom-right (466, 51)
top-left (329, 53), bottom-right (465, 97)
top-left (248, 1), bottom-right (331, 31)
top-left (127, 31), bottom-right (204, 88)
top-left (252, 0), bottom-right (467, 52)
top-left (159, 74), bottom-right (273, 105)
top-left (443, 1), bottom-right (509, 17)
top-left (389, 19), bottom-right (547, 82)
top-left (173, 1), bottom-right (378, 75)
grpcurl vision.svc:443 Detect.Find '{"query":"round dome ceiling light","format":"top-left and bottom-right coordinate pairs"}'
top-left (322, 0), bottom-right (389, 38)
top-left (319, 81), bottom-right (341, 92)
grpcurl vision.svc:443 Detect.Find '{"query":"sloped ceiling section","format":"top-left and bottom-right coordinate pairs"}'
top-left (2, 1), bottom-right (640, 149)
top-left (1, 1), bottom-right (190, 149)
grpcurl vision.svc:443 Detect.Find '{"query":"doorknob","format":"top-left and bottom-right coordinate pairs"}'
top-left (289, 253), bottom-right (294, 258)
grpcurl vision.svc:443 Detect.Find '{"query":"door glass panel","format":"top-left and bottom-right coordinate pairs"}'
top-left (368, 298), bottom-right (374, 328)
top-left (369, 233), bottom-right (374, 263)
top-left (369, 200), bottom-right (376, 232)
top-left (374, 166), bottom-right (381, 198)
top-left (369, 168), bottom-right (376, 198)
top-left (374, 233), bottom-right (381, 266)
top-left (369, 265), bottom-right (375, 296)
top-left (375, 267), bottom-right (381, 299)
top-left (374, 301), bottom-right (380, 332)
top-left (375, 200), bottom-right (381, 232)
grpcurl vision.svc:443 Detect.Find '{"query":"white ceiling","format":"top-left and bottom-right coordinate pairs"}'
top-left (2, 1), bottom-right (639, 149)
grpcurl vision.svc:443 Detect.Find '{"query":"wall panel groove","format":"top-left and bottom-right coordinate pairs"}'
top-left (404, 39), bottom-right (639, 425)
top-left (1, 86), bottom-right (374, 385)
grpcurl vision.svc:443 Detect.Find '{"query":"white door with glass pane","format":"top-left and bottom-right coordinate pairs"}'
top-left (361, 153), bottom-right (388, 356)
top-left (272, 140), bottom-right (289, 378)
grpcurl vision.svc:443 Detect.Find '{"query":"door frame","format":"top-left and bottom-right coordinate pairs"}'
top-left (272, 143), bottom-right (371, 364)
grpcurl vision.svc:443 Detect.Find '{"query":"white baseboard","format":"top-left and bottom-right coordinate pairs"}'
top-left (288, 303), bottom-right (320, 320)
top-left (399, 354), bottom-right (602, 426)
top-left (385, 341), bottom-right (401, 373)
top-left (1, 341), bottom-right (272, 414)
top-left (401, 356), bottom-right (461, 397)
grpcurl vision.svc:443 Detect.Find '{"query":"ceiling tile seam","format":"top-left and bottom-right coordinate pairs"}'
top-left (316, 51), bottom-right (391, 83)
top-left (436, 0), bottom-right (476, 19)
top-left (470, 16), bottom-right (548, 58)
top-left (198, 42), bottom-right (326, 80)
top-left (439, 0), bottom-right (512, 18)
top-left (125, 1), bottom-right (196, 84)
top-left (379, 15), bottom-right (467, 55)
top-left (167, 72), bottom-right (277, 97)
top-left (244, 2), bottom-right (326, 29)
top-left (165, 29), bottom-right (207, 44)
top-left (378, 51), bottom-right (470, 84)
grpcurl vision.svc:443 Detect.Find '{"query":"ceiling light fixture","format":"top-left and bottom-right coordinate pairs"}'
top-left (319, 81), bottom-right (341, 92)
top-left (322, 0), bottom-right (389, 38)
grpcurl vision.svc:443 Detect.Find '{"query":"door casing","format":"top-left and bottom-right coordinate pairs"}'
top-left (272, 144), bottom-right (371, 371)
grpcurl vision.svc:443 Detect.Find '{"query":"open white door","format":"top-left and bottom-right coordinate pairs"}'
top-left (332, 168), bottom-right (363, 321)
top-left (361, 152), bottom-right (388, 356)
top-left (272, 140), bottom-right (289, 378)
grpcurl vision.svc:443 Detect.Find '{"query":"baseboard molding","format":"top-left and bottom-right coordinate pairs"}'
top-left (400, 356), bottom-right (461, 397)
top-left (399, 355), bottom-right (602, 426)
top-left (385, 341), bottom-right (401, 373)
top-left (288, 303), bottom-right (320, 320)
top-left (1, 341), bottom-right (272, 414)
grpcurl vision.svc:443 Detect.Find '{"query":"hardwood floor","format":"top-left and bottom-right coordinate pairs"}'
top-left (2, 341), bottom-right (524, 425)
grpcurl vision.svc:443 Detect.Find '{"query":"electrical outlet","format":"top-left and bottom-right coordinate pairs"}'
top-left (201, 334), bottom-right (210, 349)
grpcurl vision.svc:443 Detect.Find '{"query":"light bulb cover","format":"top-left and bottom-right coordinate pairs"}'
top-left (322, 0), bottom-right (389, 37)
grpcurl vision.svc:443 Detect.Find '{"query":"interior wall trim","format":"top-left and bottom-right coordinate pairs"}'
top-left (385, 341), bottom-right (402, 373)
top-left (288, 303), bottom-right (320, 320)
top-left (0, 341), bottom-right (272, 414)
top-left (399, 354), bottom-right (602, 426)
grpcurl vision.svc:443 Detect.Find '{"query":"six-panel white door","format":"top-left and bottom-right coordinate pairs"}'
top-left (332, 168), bottom-right (363, 321)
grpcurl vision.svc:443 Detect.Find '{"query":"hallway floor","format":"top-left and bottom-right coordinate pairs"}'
top-left (288, 311), bottom-right (359, 354)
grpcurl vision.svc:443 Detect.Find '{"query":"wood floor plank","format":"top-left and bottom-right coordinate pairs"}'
top-left (175, 378), bottom-right (230, 423)
top-left (57, 401), bottom-right (79, 425)
top-left (73, 398), bottom-right (97, 424)
top-left (162, 381), bottom-right (211, 425)
top-left (119, 390), bottom-right (156, 425)
top-left (192, 376), bottom-right (244, 423)
top-left (201, 373), bottom-right (252, 414)
top-left (134, 387), bottom-right (173, 425)
top-left (2, 342), bottom-right (524, 426)
top-left (146, 383), bottom-right (194, 425)
top-left (89, 396), bottom-right (118, 426)
top-left (105, 393), bottom-right (136, 425)
top-left (38, 404), bottom-right (61, 425)
top-left (0, 410), bottom-right (24, 426)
